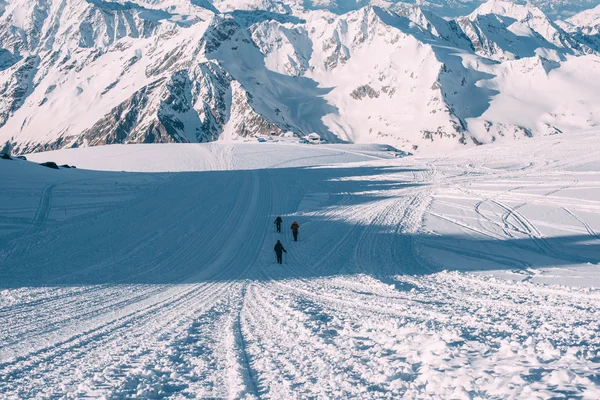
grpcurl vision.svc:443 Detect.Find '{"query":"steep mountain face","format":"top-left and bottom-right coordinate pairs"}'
top-left (458, 1), bottom-right (592, 61)
top-left (557, 5), bottom-right (600, 52)
top-left (0, 0), bottom-right (600, 154)
top-left (567, 4), bottom-right (600, 34)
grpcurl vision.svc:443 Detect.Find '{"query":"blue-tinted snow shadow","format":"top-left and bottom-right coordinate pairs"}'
top-left (203, 12), bottom-right (340, 141)
top-left (227, 10), bottom-right (306, 27)
top-left (83, 0), bottom-right (200, 27)
top-left (465, 14), bottom-right (577, 60)
top-left (574, 32), bottom-right (600, 53)
top-left (0, 48), bottom-right (22, 71)
top-left (1, 162), bottom-right (599, 288)
top-left (371, 8), bottom-right (500, 127)
top-left (191, 0), bottom-right (220, 14)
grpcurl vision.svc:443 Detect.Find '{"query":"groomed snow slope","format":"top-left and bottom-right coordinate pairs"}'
top-left (2, 135), bottom-right (600, 398)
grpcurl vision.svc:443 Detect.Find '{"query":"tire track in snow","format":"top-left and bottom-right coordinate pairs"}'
top-left (427, 210), bottom-right (503, 240)
top-left (0, 284), bottom-right (171, 347)
top-left (241, 283), bottom-right (352, 398)
top-left (0, 184), bottom-right (55, 261)
top-left (563, 207), bottom-right (600, 239)
top-left (1, 282), bottom-right (213, 371)
top-left (30, 184), bottom-right (55, 231)
top-left (491, 199), bottom-right (592, 264)
top-left (91, 282), bottom-right (240, 399)
top-left (389, 189), bottom-right (437, 275)
top-left (233, 283), bottom-right (260, 399)
top-left (0, 169), bottom-right (273, 397)
top-left (0, 280), bottom-right (236, 396)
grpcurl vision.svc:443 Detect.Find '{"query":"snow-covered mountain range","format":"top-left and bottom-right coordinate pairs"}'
top-left (1, 0), bottom-right (600, 154)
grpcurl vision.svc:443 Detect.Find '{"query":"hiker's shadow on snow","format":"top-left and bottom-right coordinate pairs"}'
top-left (1, 164), bottom-right (599, 288)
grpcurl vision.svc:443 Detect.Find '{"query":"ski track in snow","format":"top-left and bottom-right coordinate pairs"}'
top-left (2, 137), bottom-right (600, 398)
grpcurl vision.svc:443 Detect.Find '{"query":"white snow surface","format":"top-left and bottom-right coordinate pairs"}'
top-left (2, 133), bottom-right (600, 398)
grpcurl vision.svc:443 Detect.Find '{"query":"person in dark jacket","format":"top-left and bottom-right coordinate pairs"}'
top-left (274, 240), bottom-right (287, 264)
top-left (291, 221), bottom-right (299, 242)
top-left (274, 216), bottom-right (283, 233)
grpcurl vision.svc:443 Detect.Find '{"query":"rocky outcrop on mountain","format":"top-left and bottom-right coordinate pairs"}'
top-left (0, 0), bottom-right (600, 154)
top-left (566, 4), bottom-right (600, 36)
top-left (557, 5), bottom-right (600, 52)
top-left (457, 1), bottom-right (592, 61)
top-left (0, 55), bottom-right (38, 127)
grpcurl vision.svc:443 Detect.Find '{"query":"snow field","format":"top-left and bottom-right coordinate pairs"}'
top-left (1, 135), bottom-right (600, 398)
top-left (245, 273), bottom-right (600, 398)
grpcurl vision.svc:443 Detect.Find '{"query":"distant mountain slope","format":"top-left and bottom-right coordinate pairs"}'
top-left (557, 4), bottom-right (600, 51)
top-left (567, 3), bottom-right (600, 32)
top-left (0, 0), bottom-right (599, 154)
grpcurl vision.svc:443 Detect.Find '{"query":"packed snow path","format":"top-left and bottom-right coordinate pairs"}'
top-left (2, 136), bottom-right (600, 398)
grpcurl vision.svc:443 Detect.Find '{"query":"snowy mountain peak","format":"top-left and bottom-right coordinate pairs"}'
top-left (1, 0), bottom-right (600, 154)
top-left (562, 4), bottom-right (600, 38)
top-left (469, 0), bottom-right (547, 19)
top-left (459, 0), bottom-right (589, 61)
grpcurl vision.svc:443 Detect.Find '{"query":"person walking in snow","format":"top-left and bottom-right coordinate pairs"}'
top-left (274, 216), bottom-right (283, 233)
top-left (291, 221), bottom-right (299, 242)
top-left (274, 240), bottom-right (287, 264)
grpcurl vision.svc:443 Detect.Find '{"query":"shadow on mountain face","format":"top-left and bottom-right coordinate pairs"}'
top-left (301, 0), bottom-right (369, 15)
top-left (202, 12), bottom-right (340, 140)
top-left (432, 46), bottom-right (500, 121)
top-left (86, 0), bottom-right (173, 19)
top-left (191, 0), bottom-right (220, 14)
top-left (227, 10), bottom-right (306, 27)
top-left (85, 0), bottom-right (200, 27)
top-left (370, 7), bottom-right (501, 124)
top-left (0, 48), bottom-right (22, 71)
top-left (299, 0), bottom-right (481, 17)
top-left (466, 14), bottom-right (577, 60)
top-left (371, 7), bottom-right (471, 50)
top-left (1, 163), bottom-right (598, 288)
top-left (574, 32), bottom-right (600, 53)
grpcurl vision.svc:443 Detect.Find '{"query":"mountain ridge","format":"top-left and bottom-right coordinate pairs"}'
top-left (1, 0), bottom-right (599, 154)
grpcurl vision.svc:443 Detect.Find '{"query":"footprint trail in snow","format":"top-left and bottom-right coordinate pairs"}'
top-left (1, 136), bottom-right (600, 398)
